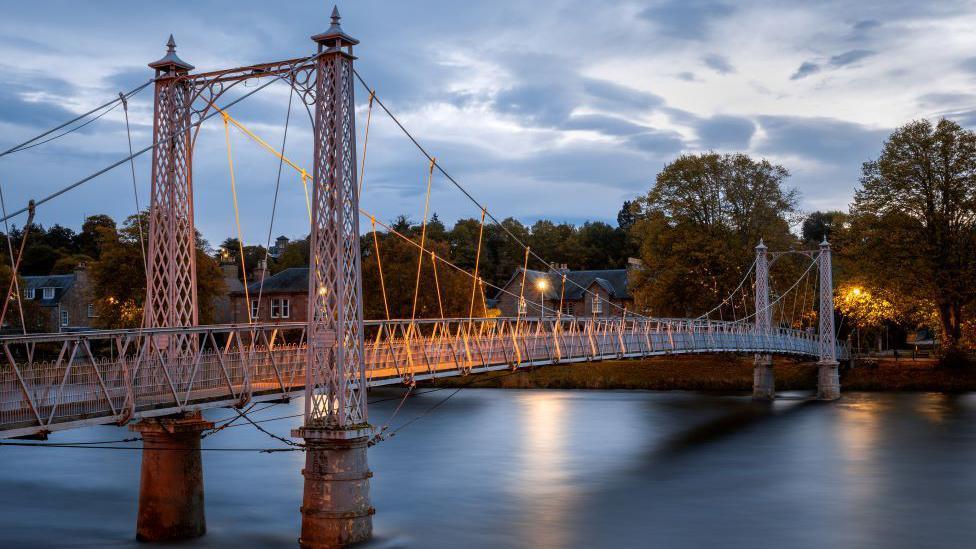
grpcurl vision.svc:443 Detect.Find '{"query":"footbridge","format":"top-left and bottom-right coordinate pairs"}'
top-left (0, 7), bottom-right (847, 547)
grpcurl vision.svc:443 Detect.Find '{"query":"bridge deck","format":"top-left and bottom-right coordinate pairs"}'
top-left (0, 317), bottom-right (846, 439)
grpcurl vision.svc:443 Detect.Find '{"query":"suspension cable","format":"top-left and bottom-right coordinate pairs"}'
top-left (0, 52), bottom-right (322, 223)
top-left (352, 70), bottom-right (643, 319)
top-left (430, 251), bottom-right (445, 318)
top-left (254, 81), bottom-right (296, 320)
top-left (410, 158), bottom-right (436, 321)
top-left (371, 217), bottom-right (391, 320)
top-left (119, 92), bottom-right (148, 274)
top-left (466, 208), bottom-right (486, 320)
top-left (0, 79), bottom-right (154, 158)
top-left (222, 112), bottom-right (252, 323)
top-left (0, 200), bottom-right (34, 332)
top-left (358, 89), bottom-right (376, 198)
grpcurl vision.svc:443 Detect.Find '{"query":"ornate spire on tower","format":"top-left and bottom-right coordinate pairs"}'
top-left (148, 34), bottom-right (194, 74)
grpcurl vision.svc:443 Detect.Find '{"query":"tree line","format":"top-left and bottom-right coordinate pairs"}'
top-left (1, 117), bottom-right (972, 364)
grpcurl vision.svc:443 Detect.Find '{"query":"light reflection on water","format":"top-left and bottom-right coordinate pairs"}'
top-left (2, 390), bottom-right (976, 548)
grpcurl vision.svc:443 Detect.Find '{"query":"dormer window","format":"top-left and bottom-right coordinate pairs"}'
top-left (24, 288), bottom-right (34, 300)
top-left (42, 287), bottom-right (55, 300)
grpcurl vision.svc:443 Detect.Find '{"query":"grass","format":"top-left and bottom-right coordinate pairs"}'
top-left (425, 355), bottom-right (976, 393)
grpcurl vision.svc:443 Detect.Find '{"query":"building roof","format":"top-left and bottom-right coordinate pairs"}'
top-left (235, 267), bottom-right (309, 295)
top-left (22, 274), bottom-right (76, 306)
top-left (498, 268), bottom-right (632, 301)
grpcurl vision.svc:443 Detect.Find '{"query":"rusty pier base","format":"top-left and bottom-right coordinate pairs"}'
top-left (752, 354), bottom-right (775, 400)
top-left (294, 426), bottom-right (374, 547)
top-left (130, 411), bottom-right (213, 542)
top-left (817, 361), bottom-right (841, 400)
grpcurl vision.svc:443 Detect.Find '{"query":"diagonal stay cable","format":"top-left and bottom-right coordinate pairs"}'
top-left (0, 53), bottom-right (323, 223)
top-left (353, 69), bottom-right (646, 319)
top-left (0, 79), bottom-right (155, 158)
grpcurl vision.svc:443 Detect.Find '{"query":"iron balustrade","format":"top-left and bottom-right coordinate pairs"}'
top-left (0, 317), bottom-right (848, 439)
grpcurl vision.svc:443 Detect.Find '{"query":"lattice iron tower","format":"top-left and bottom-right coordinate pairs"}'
top-left (818, 238), bottom-right (837, 362)
top-left (146, 37), bottom-right (198, 332)
top-left (305, 9), bottom-right (367, 429)
top-left (754, 240), bottom-right (770, 335)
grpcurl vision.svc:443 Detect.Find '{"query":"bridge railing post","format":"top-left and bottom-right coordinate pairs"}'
top-left (753, 240), bottom-right (775, 399)
top-left (293, 8), bottom-right (374, 548)
top-left (817, 238), bottom-right (840, 400)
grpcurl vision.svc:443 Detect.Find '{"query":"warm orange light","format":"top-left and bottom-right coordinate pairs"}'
top-left (535, 278), bottom-right (549, 292)
top-left (318, 286), bottom-right (328, 296)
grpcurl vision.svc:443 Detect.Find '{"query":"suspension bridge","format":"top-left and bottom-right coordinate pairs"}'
top-left (0, 7), bottom-right (847, 548)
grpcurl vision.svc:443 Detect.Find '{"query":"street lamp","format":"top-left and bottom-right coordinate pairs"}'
top-left (535, 277), bottom-right (549, 318)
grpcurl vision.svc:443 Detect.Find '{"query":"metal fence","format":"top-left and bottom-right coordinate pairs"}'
top-left (0, 317), bottom-right (846, 438)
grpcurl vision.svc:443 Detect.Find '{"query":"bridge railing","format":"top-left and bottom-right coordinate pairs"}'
top-left (0, 317), bottom-right (845, 438)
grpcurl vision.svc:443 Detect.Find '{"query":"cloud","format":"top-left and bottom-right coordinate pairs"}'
top-left (696, 115), bottom-right (755, 149)
top-left (638, 0), bottom-right (735, 40)
top-left (790, 62), bottom-right (821, 80)
top-left (828, 49), bottom-right (875, 67)
top-left (676, 72), bottom-right (698, 82)
top-left (702, 54), bottom-right (735, 74)
top-left (756, 115), bottom-right (889, 166)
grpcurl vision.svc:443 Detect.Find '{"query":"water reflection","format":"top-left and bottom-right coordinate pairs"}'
top-left (3, 391), bottom-right (976, 548)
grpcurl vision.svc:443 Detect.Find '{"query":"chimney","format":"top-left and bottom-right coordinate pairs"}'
top-left (253, 259), bottom-right (268, 283)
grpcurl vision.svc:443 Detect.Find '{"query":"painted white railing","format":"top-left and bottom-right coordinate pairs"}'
top-left (0, 317), bottom-right (846, 438)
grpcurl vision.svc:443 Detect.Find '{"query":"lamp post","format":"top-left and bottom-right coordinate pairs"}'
top-left (535, 277), bottom-right (549, 318)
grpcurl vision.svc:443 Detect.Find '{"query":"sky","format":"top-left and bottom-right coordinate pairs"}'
top-left (1, 0), bottom-right (975, 247)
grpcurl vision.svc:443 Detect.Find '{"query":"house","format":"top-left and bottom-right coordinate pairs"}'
top-left (21, 265), bottom-right (97, 332)
top-left (268, 235), bottom-right (290, 258)
top-left (493, 263), bottom-right (637, 318)
top-left (213, 259), bottom-right (244, 324)
top-left (228, 263), bottom-right (308, 323)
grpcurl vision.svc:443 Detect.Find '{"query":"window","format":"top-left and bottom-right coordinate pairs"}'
top-left (24, 288), bottom-right (34, 300)
top-left (271, 298), bottom-right (291, 319)
top-left (560, 302), bottom-right (574, 315)
top-left (592, 296), bottom-right (603, 314)
top-left (60, 310), bottom-right (69, 327)
top-left (87, 303), bottom-right (97, 318)
top-left (42, 287), bottom-right (55, 300)
top-left (250, 299), bottom-right (259, 320)
top-left (518, 297), bottom-right (527, 315)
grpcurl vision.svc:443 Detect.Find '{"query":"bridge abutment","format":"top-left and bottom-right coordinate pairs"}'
top-left (295, 426), bottom-right (374, 548)
top-left (752, 355), bottom-right (775, 399)
top-left (129, 411), bottom-right (213, 542)
top-left (817, 361), bottom-right (840, 400)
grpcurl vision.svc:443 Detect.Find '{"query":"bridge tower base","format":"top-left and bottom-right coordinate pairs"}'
top-left (817, 361), bottom-right (840, 400)
top-left (752, 355), bottom-right (775, 400)
top-left (295, 426), bottom-right (374, 548)
top-left (130, 411), bottom-right (213, 542)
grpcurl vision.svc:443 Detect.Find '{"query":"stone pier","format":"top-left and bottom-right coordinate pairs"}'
top-left (752, 355), bottom-right (775, 400)
top-left (817, 361), bottom-right (841, 400)
top-left (295, 426), bottom-right (374, 548)
top-left (130, 411), bottom-right (213, 542)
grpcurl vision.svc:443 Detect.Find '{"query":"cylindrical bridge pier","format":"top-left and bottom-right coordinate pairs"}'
top-left (129, 411), bottom-right (213, 542)
top-left (295, 426), bottom-right (374, 548)
top-left (752, 355), bottom-right (775, 400)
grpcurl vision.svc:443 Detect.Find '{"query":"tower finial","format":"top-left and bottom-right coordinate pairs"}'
top-left (311, 4), bottom-right (359, 48)
top-left (149, 34), bottom-right (194, 73)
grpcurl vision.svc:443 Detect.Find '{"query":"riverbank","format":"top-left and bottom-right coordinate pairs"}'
top-left (426, 354), bottom-right (976, 392)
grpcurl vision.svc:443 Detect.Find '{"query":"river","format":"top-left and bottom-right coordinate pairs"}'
top-left (2, 389), bottom-right (975, 548)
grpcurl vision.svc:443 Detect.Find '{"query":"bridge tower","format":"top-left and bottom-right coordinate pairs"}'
top-left (817, 238), bottom-right (840, 400)
top-left (752, 240), bottom-right (775, 399)
top-left (291, 8), bottom-right (374, 547)
top-left (129, 36), bottom-right (214, 542)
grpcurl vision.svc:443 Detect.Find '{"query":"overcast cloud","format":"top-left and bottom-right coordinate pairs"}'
top-left (1, 0), bottom-right (974, 243)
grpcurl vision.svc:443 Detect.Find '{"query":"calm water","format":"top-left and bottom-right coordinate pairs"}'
top-left (2, 389), bottom-right (976, 548)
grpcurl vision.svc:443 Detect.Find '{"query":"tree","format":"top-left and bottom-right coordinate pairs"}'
top-left (91, 214), bottom-right (225, 327)
top-left (801, 210), bottom-right (848, 245)
top-left (629, 152), bottom-right (798, 316)
top-left (851, 118), bottom-right (976, 360)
